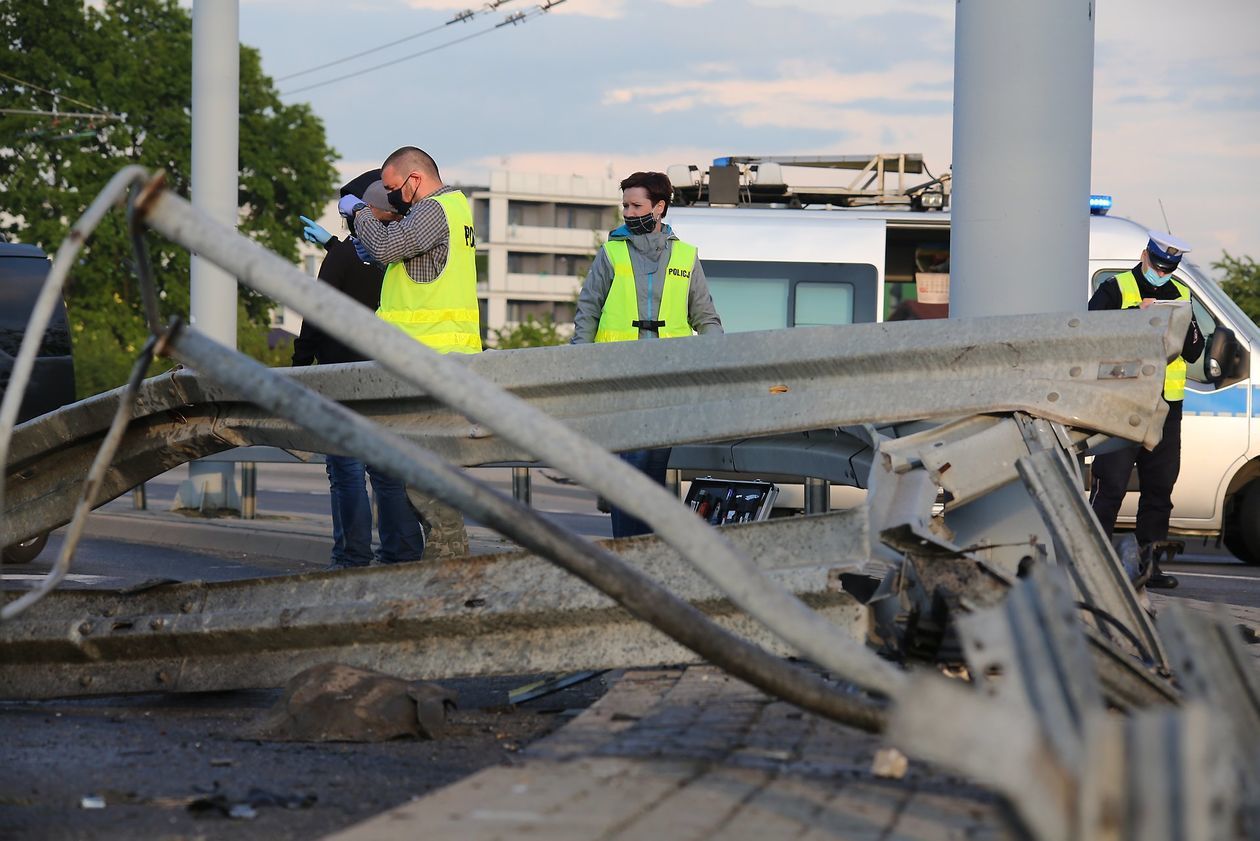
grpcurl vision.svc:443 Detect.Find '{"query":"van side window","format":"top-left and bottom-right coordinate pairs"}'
top-left (795, 283), bottom-right (853, 327)
top-left (705, 261), bottom-right (876, 332)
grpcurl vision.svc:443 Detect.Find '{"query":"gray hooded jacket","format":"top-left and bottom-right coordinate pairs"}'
top-left (571, 222), bottom-right (723, 344)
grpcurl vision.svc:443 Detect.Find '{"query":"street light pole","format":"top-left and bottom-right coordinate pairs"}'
top-left (949, 0), bottom-right (1096, 318)
top-left (175, 0), bottom-right (242, 512)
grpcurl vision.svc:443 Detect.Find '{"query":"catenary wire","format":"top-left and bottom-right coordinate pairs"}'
top-left (0, 69), bottom-right (112, 116)
top-left (280, 7), bottom-right (550, 97)
top-left (274, 0), bottom-right (518, 82)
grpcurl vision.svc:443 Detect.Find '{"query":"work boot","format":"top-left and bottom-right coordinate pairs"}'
top-left (1140, 541), bottom-right (1180, 589)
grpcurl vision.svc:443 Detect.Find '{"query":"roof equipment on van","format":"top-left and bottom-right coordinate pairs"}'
top-left (668, 153), bottom-right (951, 211)
top-left (1089, 194), bottom-right (1113, 215)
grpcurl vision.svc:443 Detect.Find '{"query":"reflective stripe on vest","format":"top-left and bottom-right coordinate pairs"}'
top-left (1116, 269), bottom-right (1188, 401)
top-left (594, 239), bottom-right (697, 343)
top-left (377, 191), bottom-right (483, 355)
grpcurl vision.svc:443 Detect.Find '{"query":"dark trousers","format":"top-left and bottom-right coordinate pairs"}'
top-left (1090, 400), bottom-right (1182, 546)
top-left (610, 448), bottom-right (672, 538)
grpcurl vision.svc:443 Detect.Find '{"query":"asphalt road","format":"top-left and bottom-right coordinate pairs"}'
top-left (4, 465), bottom-right (1259, 839)
top-left (131, 463), bottom-right (614, 540)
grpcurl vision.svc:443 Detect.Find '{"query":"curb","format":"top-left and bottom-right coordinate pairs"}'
top-left (82, 510), bottom-right (331, 563)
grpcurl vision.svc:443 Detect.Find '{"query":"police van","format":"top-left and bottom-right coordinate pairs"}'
top-left (664, 155), bottom-right (1259, 564)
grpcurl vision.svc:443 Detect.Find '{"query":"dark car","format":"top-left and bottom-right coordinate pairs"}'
top-left (1, 240), bottom-right (76, 563)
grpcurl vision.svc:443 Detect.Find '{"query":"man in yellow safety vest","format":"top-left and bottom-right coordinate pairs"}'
top-left (572, 171), bottom-right (723, 537)
top-left (1088, 230), bottom-right (1203, 589)
top-left (340, 146), bottom-right (482, 355)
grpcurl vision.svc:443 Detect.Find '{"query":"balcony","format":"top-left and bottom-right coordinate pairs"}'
top-left (500, 273), bottom-right (585, 296)
top-left (504, 225), bottom-right (601, 250)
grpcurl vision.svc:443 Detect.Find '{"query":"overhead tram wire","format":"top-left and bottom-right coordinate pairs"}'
top-left (279, 3), bottom-right (562, 98)
top-left (0, 69), bottom-right (115, 118)
top-left (274, 0), bottom-right (519, 83)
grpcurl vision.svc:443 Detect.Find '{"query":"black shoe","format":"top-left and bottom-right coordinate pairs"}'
top-left (325, 561), bottom-right (370, 572)
top-left (1147, 572), bottom-right (1179, 589)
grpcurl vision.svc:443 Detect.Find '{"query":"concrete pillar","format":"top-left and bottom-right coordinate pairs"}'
top-left (949, 0), bottom-right (1095, 318)
top-left (176, 0), bottom-right (242, 512)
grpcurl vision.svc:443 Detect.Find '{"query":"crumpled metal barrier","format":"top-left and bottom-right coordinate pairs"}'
top-left (1158, 602), bottom-right (1260, 835)
top-left (0, 509), bottom-right (868, 699)
top-left (889, 567), bottom-right (1239, 841)
top-left (863, 411), bottom-right (1174, 704)
top-left (2, 308), bottom-right (1185, 551)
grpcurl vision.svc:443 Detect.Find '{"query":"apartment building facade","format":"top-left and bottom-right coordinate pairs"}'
top-left (469, 170), bottom-right (621, 343)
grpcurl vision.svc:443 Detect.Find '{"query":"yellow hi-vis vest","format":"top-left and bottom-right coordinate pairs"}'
top-left (377, 191), bottom-right (482, 355)
top-left (1116, 269), bottom-right (1189, 401)
top-left (594, 239), bottom-right (697, 343)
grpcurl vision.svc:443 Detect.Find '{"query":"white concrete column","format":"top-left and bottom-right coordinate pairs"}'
top-left (949, 0), bottom-right (1096, 318)
top-left (176, 0), bottom-right (241, 512)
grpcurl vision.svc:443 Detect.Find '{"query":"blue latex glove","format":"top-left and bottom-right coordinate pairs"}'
top-left (352, 237), bottom-right (372, 263)
top-left (299, 215), bottom-right (331, 246)
top-left (337, 194), bottom-right (366, 218)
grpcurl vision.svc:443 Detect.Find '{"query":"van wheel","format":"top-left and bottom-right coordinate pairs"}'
top-left (1224, 482), bottom-right (1260, 566)
top-left (3, 533), bottom-right (48, 565)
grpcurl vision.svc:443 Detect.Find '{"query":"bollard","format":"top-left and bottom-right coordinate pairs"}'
top-left (132, 483), bottom-right (147, 510)
top-left (666, 468), bottom-right (681, 500)
top-left (241, 462), bottom-right (257, 520)
top-left (805, 476), bottom-right (830, 515)
top-left (511, 466), bottom-right (531, 507)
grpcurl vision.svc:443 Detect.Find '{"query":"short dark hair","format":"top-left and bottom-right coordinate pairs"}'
top-left (383, 146), bottom-right (441, 180)
top-left (619, 171), bottom-right (672, 217)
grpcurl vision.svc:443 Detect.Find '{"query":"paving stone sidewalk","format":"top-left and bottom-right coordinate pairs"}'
top-left (326, 666), bottom-right (1018, 841)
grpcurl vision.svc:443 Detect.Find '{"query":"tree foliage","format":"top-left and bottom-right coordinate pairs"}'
top-left (0, 0), bottom-right (337, 397)
top-left (1215, 252), bottom-right (1260, 327)
top-left (489, 315), bottom-right (568, 349)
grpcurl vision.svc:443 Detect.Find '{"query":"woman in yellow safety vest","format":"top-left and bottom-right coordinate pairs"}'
top-left (571, 171), bottom-right (724, 537)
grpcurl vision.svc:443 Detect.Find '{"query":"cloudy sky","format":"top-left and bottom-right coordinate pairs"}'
top-left (239, 0), bottom-right (1260, 270)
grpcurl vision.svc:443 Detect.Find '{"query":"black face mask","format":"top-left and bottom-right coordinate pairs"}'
top-left (624, 212), bottom-right (657, 236)
top-left (386, 175), bottom-right (416, 215)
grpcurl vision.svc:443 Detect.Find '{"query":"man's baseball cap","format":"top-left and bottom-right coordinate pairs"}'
top-left (339, 168), bottom-right (381, 199)
top-left (1146, 230), bottom-right (1192, 272)
top-left (362, 180), bottom-right (394, 213)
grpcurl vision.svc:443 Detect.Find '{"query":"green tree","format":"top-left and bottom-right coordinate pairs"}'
top-left (0, 0), bottom-right (337, 397)
top-left (489, 315), bottom-right (567, 349)
top-left (1215, 252), bottom-right (1260, 327)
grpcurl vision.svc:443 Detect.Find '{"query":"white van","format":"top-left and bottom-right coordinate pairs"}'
top-left (665, 201), bottom-right (1258, 564)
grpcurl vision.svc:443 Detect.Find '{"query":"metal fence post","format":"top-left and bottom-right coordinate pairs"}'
top-left (512, 466), bottom-right (532, 507)
top-left (241, 462), bottom-right (257, 520)
top-left (132, 483), bottom-right (147, 510)
top-left (805, 477), bottom-right (830, 515)
top-left (666, 468), bottom-right (681, 499)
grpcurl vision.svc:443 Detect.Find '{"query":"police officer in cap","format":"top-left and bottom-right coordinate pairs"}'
top-left (1089, 230), bottom-right (1203, 588)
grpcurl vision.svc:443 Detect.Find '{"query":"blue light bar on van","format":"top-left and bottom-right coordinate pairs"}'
top-left (712, 156), bottom-right (733, 168)
top-left (1089, 194), bottom-right (1113, 215)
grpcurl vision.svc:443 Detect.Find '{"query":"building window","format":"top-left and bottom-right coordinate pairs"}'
top-left (507, 201), bottom-right (547, 227)
top-left (555, 254), bottom-right (590, 277)
top-left (506, 299), bottom-right (556, 322)
top-left (555, 204), bottom-right (605, 231)
top-left (507, 252), bottom-right (549, 274)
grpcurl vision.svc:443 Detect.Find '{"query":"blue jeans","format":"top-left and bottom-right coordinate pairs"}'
top-left (326, 455), bottom-right (426, 567)
top-left (610, 448), bottom-right (672, 538)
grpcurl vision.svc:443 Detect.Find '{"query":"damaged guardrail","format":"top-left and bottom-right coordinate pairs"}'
top-left (8, 167), bottom-right (1254, 838)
